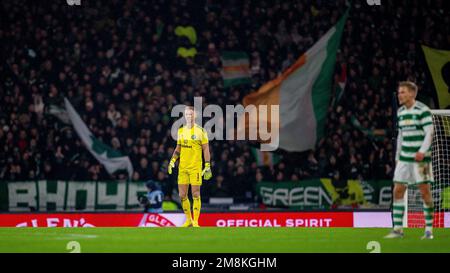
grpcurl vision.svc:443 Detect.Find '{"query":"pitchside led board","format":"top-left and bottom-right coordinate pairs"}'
top-left (1, 180), bottom-right (393, 211)
top-left (1, 212), bottom-right (449, 228)
top-left (1, 180), bottom-right (450, 228)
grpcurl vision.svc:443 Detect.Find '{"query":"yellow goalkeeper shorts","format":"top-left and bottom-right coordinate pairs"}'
top-left (178, 169), bottom-right (202, 186)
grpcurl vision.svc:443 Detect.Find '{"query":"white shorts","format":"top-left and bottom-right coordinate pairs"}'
top-left (393, 161), bottom-right (434, 186)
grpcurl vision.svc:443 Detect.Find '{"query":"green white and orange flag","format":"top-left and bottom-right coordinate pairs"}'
top-left (251, 147), bottom-right (281, 167)
top-left (240, 10), bottom-right (349, 152)
top-left (221, 51), bottom-right (251, 88)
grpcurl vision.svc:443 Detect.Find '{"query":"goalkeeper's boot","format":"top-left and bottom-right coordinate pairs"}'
top-left (421, 231), bottom-right (434, 240)
top-left (384, 229), bottom-right (404, 239)
top-left (192, 221), bottom-right (200, 228)
top-left (181, 219), bottom-right (193, 227)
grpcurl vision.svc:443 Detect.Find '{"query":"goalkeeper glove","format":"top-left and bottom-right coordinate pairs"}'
top-left (202, 162), bottom-right (212, 180)
top-left (168, 158), bottom-right (176, 174)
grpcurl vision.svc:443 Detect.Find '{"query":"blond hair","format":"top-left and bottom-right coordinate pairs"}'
top-left (399, 81), bottom-right (418, 95)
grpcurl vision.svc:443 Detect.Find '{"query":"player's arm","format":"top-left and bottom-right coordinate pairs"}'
top-left (201, 143), bottom-right (212, 180)
top-left (202, 143), bottom-right (210, 163)
top-left (395, 128), bottom-right (402, 165)
top-left (168, 145), bottom-right (180, 174)
top-left (171, 145), bottom-right (181, 162)
top-left (416, 125), bottom-right (433, 161)
top-left (201, 129), bottom-right (212, 180)
top-left (416, 110), bottom-right (434, 162)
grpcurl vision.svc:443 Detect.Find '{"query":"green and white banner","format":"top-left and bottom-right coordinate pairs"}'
top-left (255, 179), bottom-right (393, 209)
top-left (1, 179), bottom-right (395, 211)
top-left (0, 181), bottom-right (149, 212)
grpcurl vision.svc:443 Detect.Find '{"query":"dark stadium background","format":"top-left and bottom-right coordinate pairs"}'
top-left (0, 0), bottom-right (448, 212)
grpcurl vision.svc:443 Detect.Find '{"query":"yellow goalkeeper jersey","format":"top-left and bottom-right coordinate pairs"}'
top-left (177, 124), bottom-right (209, 171)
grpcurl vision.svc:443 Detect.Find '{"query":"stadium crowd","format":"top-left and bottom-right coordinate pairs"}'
top-left (0, 0), bottom-right (448, 202)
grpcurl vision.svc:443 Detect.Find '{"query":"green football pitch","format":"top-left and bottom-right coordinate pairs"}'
top-left (0, 227), bottom-right (449, 253)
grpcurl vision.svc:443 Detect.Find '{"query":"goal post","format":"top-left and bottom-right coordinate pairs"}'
top-left (405, 110), bottom-right (450, 228)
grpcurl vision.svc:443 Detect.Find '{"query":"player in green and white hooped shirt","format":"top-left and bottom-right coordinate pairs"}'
top-left (385, 81), bottom-right (434, 240)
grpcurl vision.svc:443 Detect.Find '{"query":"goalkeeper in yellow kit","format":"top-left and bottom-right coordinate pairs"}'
top-left (168, 106), bottom-right (212, 227)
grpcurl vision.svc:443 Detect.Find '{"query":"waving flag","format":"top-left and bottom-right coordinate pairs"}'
top-left (64, 98), bottom-right (134, 178)
top-left (221, 51), bottom-right (251, 88)
top-left (241, 10), bottom-right (349, 152)
top-left (251, 147), bottom-right (281, 167)
top-left (421, 45), bottom-right (450, 109)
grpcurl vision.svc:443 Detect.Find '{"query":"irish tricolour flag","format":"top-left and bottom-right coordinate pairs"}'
top-left (242, 10), bottom-right (349, 152)
top-left (251, 147), bottom-right (281, 167)
top-left (221, 51), bottom-right (251, 88)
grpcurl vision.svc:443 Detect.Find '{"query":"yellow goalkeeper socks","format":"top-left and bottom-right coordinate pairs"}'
top-left (193, 197), bottom-right (201, 223)
top-left (181, 198), bottom-right (192, 224)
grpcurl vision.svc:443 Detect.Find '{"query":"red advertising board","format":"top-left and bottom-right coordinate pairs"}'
top-left (0, 212), bottom-right (354, 227)
top-left (407, 212), bottom-right (445, 228)
top-left (0, 212), bottom-right (447, 228)
top-left (0, 213), bottom-right (185, 227)
top-left (199, 212), bottom-right (353, 227)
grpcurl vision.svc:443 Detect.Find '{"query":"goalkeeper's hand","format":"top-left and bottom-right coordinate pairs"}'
top-left (167, 158), bottom-right (176, 175)
top-left (202, 162), bottom-right (212, 180)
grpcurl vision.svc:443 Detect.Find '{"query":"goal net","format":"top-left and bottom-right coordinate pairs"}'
top-left (405, 110), bottom-right (450, 228)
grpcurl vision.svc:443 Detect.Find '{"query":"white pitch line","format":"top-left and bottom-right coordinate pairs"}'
top-left (53, 234), bottom-right (99, 240)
